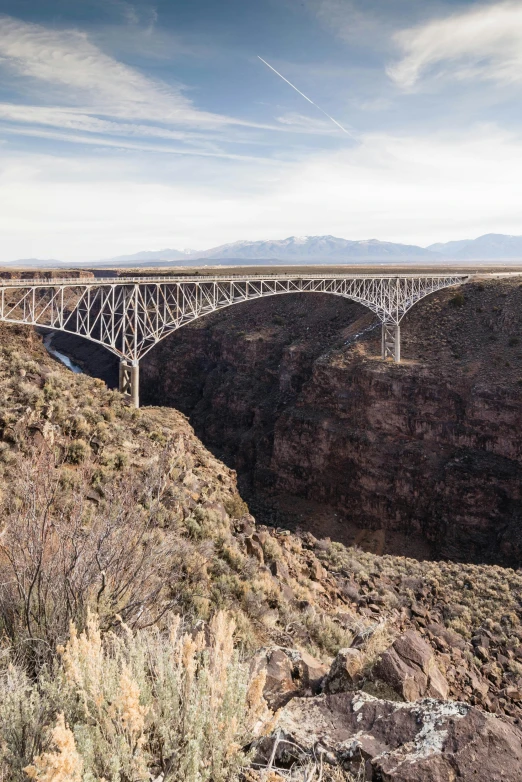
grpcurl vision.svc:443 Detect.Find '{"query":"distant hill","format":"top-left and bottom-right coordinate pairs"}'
top-left (101, 236), bottom-right (435, 264)
top-left (428, 233), bottom-right (522, 260)
top-left (106, 248), bottom-right (197, 263)
top-left (189, 235), bottom-right (435, 261)
top-left (7, 233), bottom-right (522, 267)
top-left (4, 258), bottom-right (66, 267)
top-left (105, 233), bottom-right (522, 264)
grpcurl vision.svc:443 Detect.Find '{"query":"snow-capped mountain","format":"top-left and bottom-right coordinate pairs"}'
top-left (190, 235), bottom-right (435, 261)
top-left (99, 235), bottom-right (435, 264)
top-left (8, 233), bottom-right (522, 267)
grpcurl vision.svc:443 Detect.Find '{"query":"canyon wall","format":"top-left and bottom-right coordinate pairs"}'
top-left (139, 279), bottom-right (522, 566)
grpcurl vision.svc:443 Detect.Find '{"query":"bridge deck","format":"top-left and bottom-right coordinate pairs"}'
top-left (0, 272), bottom-right (473, 286)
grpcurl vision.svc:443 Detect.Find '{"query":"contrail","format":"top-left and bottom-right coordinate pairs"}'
top-left (258, 56), bottom-right (350, 136)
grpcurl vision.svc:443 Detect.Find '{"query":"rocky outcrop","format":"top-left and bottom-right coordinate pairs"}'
top-left (256, 691), bottom-right (522, 781)
top-left (372, 630), bottom-right (449, 702)
top-left (250, 646), bottom-right (328, 709)
top-left (323, 647), bottom-right (365, 694)
top-left (322, 630), bottom-right (449, 702)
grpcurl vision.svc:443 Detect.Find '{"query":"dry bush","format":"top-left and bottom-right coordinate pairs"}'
top-left (357, 620), bottom-right (395, 674)
top-left (0, 663), bottom-right (55, 779)
top-left (247, 737), bottom-right (366, 781)
top-left (0, 444), bottom-right (184, 667)
top-left (0, 611), bottom-right (269, 782)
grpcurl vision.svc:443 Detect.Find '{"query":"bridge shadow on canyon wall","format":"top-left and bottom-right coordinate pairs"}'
top-left (50, 281), bottom-right (522, 568)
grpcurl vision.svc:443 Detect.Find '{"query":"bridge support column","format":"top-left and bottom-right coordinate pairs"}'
top-left (381, 323), bottom-right (400, 362)
top-left (119, 360), bottom-right (140, 407)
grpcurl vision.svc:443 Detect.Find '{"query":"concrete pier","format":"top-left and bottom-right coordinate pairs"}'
top-left (119, 360), bottom-right (140, 407)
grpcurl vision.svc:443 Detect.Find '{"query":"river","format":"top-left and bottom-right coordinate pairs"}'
top-left (42, 332), bottom-right (83, 374)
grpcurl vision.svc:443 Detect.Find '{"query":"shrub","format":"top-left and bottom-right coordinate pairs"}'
top-left (224, 495), bottom-right (249, 519)
top-left (449, 292), bottom-right (465, 307)
top-left (0, 446), bottom-right (181, 665)
top-left (0, 611), bottom-right (270, 782)
top-left (24, 713), bottom-right (83, 782)
top-left (94, 421), bottom-right (110, 442)
top-left (67, 439), bottom-right (90, 464)
top-left (0, 664), bottom-right (54, 780)
top-left (114, 452), bottom-right (128, 471)
top-left (17, 381), bottom-right (43, 407)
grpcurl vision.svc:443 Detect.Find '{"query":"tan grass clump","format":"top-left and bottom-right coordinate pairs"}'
top-left (23, 714), bottom-right (82, 782)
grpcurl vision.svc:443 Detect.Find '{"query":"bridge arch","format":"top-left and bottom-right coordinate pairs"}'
top-left (0, 273), bottom-right (470, 406)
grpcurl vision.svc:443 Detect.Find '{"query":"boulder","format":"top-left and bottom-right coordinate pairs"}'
top-left (269, 559), bottom-right (290, 581)
top-left (235, 513), bottom-right (256, 536)
top-left (256, 691), bottom-right (522, 781)
top-left (250, 646), bottom-right (329, 709)
top-left (322, 647), bottom-right (364, 693)
top-left (308, 557), bottom-right (325, 581)
top-left (245, 536), bottom-right (264, 564)
top-left (373, 630), bottom-right (449, 701)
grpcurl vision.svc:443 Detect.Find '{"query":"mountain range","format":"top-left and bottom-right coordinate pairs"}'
top-left (8, 233), bottom-right (522, 267)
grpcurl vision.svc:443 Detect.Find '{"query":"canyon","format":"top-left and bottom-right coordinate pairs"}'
top-left (2, 284), bottom-right (522, 779)
top-left (50, 276), bottom-right (522, 567)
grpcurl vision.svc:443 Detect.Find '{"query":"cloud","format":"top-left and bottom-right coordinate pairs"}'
top-left (0, 14), bottom-right (347, 156)
top-left (108, 0), bottom-right (140, 25)
top-left (0, 124), bottom-right (275, 163)
top-left (389, 1), bottom-right (522, 89)
top-left (276, 112), bottom-right (337, 133)
top-left (0, 16), bottom-right (167, 115)
top-left (0, 103), bottom-right (326, 155)
top-left (102, 1), bottom-right (158, 33)
top-left (0, 104), bottom-right (230, 148)
top-left (0, 15), bottom-right (257, 128)
top-left (3, 124), bottom-right (522, 261)
top-left (303, 0), bottom-right (384, 43)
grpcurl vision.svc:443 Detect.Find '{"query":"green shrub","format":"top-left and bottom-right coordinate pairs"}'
top-left (114, 452), bottom-right (128, 471)
top-left (224, 495), bottom-right (249, 519)
top-left (449, 292), bottom-right (465, 307)
top-left (67, 439), bottom-right (90, 464)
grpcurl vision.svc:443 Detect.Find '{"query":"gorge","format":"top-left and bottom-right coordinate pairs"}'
top-left (2, 275), bottom-right (522, 779)
top-left (50, 276), bottom-right (522, 568)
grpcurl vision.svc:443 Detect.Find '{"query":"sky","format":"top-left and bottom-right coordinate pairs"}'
top-left (2, 0), bottom-right (522, 260)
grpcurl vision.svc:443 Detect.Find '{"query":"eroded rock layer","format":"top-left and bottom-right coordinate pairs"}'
top-left (138, 279), bottom-right (522, 566)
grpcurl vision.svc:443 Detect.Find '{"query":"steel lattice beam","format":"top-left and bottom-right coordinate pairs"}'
top-left (0, 273), bottom-right (470, 405)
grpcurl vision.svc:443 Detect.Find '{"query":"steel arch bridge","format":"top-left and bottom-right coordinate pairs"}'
top-left (0, 273), bottom-right (469, 406)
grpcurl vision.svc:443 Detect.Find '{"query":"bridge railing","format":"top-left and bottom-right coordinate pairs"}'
top-left (0, 272), bottom-right (472, 287)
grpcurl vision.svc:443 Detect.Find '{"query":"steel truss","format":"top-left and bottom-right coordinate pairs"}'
top-left (0, 273), bottom-right (469, 406)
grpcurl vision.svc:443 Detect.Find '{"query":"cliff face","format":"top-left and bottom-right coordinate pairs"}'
top-left (6, 310), bottom-right (522, 742)
top-left (140, 279), bottom-right (522, 566)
